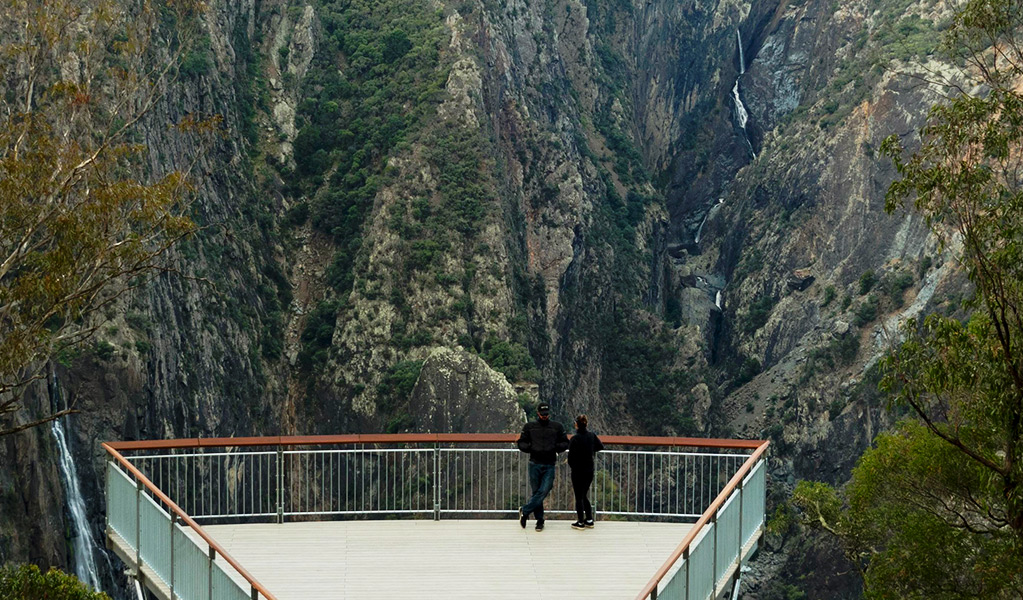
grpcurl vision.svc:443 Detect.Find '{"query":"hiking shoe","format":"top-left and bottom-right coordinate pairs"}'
top-left (571, 521), bottom-right (586, 530)
top-left (535, 521), bottom-right (544, 532)
top-left (519, 508), bottom-right (527, 529)
top-left (585, 519), bottom-right (594, 528)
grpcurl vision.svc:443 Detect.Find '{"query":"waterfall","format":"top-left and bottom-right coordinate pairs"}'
top-left (49, 370), bottom-right (102, 591)
top-left (737, 29), bottom-right (745, 75)
top-left (715, 290), bottom-right (723, 309)
top-left (694, 199), bottom-right (725, 244)
top-left (695, 212), bottom-right (710, 244)
top-left (732, 29), bottom-right (756, 160)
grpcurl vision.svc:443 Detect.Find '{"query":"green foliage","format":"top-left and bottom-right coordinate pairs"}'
top-left (881, 270), bottom-right (914, 308)
top-left (93, 340), bottom-right (115, 362)
top-left (821, 285), bottom-right (836, 307)
top-left (803, 333), bottom-right (860, 382)
top-left (742, 295), bottom-right (777, 335)
top-left (0, 0), bottom-right (202, 434)
top-left (852, 294), bottom-right (878, 326)
top-left (179, 45), bottom-right (211, 77)
top-left (858, 270), bottom-right (877, 295)
top-left (283, 202), bottom-right (310, 228)
top-left (480, 338), bottom-right (539, 383)
top-left (600, 317), bottom-right (694, 435)
top-left (291, 0), bottom-right (449, 295)
top-left (735, 356), bottom-right (761, 387)
top-left (795, 422), bottom-right (1023, 598)
top-left (798, 1), bottom-right (1023, 595)
top-left (376, 359), bottom-right (423, 412)
top-left (297, 300), bottom-right (339, 372)
top-left (0, 564), bottom-right (110, 600)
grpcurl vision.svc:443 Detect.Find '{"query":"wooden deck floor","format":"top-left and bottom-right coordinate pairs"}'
top-left (196, 519), bottom-right (693, 599)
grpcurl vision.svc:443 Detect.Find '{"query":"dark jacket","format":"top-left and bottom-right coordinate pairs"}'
top-left (517, 419), bottom-right (569, 465)
top-left (568, 429), bottom-right (604, 472)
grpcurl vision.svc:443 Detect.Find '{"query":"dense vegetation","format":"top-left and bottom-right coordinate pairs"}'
top-left (0, 565), bottom-right (109, 600)
top-left (793, 0), bottom-right (1023, 595)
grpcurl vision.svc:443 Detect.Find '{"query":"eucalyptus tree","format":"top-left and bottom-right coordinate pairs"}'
top-left (793, 0), bottom-right (1023, 596)
top-left (0, 0), bottom-right (207, 435)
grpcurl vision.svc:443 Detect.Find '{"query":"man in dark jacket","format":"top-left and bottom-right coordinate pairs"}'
top-left (516, 402), bottom-right (569, 531)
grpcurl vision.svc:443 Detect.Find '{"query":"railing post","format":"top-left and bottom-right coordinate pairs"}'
top-left (683, 546), bottom-right (691, 600)
top-left (712, 511), bottom-right (718, 596)
top-left (276, 447), bottom-right (284, 524)
top-left (169, 515), bottom-right (175, 599)
top-left (251, 585), bottom-right (258, 600)
top-left (737, 477), bottom-right (744, 571)
top-left (135, 479), bottom-right (142, 571)
top-left (208, 545), bottom-right (215, 600)
top-left (433, 444), bottom-right (440, 521)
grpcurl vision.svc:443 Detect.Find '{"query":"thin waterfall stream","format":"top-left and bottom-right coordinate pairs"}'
top-left (49, 368), bottom-right (103, 590)
top-left (732, 29), bottom-right (756, 160)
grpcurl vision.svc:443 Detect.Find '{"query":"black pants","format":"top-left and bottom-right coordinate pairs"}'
top-left (571, 468), bottom-right (594, 521)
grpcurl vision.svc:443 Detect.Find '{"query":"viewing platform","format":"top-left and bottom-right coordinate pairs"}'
top-left (102, 434), bottom-right (768, 600)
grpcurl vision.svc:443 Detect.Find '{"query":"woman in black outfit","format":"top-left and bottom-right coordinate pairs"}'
top-left (568, 414), bottom-right (604, 530)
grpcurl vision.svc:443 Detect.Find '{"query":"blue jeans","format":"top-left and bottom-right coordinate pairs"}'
top-left (521, 462), bottom-right (556, 523)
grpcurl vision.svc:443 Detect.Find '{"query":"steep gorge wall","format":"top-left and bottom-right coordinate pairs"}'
top-left (0, 0), bottom-right (963, 596)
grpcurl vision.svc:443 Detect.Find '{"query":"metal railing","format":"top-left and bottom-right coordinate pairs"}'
top-left (104, 444), bottom-right (276, 600)
top-left (104, 434), bottom-right (767, 600)
top-left (122, 445), bottom-right (750, 521)
top-left (636, 443), bottom-right (769, 600)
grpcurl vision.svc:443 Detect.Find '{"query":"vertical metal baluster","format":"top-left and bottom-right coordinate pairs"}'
top-left (276, 448), bottom-right (284, 523)
top-left (433, 445), bottom-right (440, 520)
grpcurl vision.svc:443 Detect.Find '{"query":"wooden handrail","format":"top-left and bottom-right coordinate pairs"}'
top-left (633, 440), bottom-right (770, 600)
top-left (105, 433), bottom-right (765, 451)
top-left (102, 443), bottom-right (278, 600)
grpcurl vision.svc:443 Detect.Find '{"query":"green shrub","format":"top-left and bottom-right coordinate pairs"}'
top-left (93, 340), bottom-right (115, 361)
top-left (481, 338), bottom-right (539, 383)
top-left (297, 300), bottom-right (340, 372)
top-left (376, 360), bottom-right (424, 412)
top-left (859, 269), bottom-right (877, 295)
top-left (743, 295), bottom-right (777, 334)
top-left (821, 285), bottom-right (836, 307)
top-left (854, 294), bottom-right (880, 326)
top-left (0, 565), bottom-right (109, 600)
top-left (883, 270), bottom-right (914, 308)
top-left (736, 357), bottom-right (762, 386)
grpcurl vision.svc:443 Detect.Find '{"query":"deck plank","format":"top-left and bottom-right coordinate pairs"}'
top-left (188, 519), bottom-right (693, 599)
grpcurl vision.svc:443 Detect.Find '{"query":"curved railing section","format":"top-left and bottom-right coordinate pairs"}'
top-left (635, 441), bottom-right (769, 600)
top-left (104, 434), bottom-right (767, 600)
top-left (104, 443), bottom-right (277, 600)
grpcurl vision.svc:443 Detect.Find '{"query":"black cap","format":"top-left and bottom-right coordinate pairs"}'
top-left (537, 403), bottom-right (550, 416)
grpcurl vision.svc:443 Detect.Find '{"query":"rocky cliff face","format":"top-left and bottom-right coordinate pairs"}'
top-left (2, 0), bottom-right (961, 596)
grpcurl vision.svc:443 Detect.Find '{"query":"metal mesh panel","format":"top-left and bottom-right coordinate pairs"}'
top-left (107, 462), bottom-right (138, 549)
top-left (438, 448), bottom-right (526, 514)
top-left (658, 558), bottom-right (689, 600)
top-left (131, 452), bottom-right (278, 520)
top-left (138, 492), bottom-right (172, 586)
top-left (688, 524), bottom-right (715, 600)
top-left (742, 460), bottom-right (766, 548)
top-left (715, 493), bottom-right (741, 586)
top-left (172, 525), bottom-right (211, 600)
top-left (211, 560), bottom-right (250, 600)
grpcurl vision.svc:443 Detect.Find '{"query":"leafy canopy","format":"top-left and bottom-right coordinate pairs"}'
top-left (0, 564), bottom-right (110, 600)
top-left (0, 0), bottom-right (206, 435)
top-left (794, 0), bottom-right (1023, 596)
